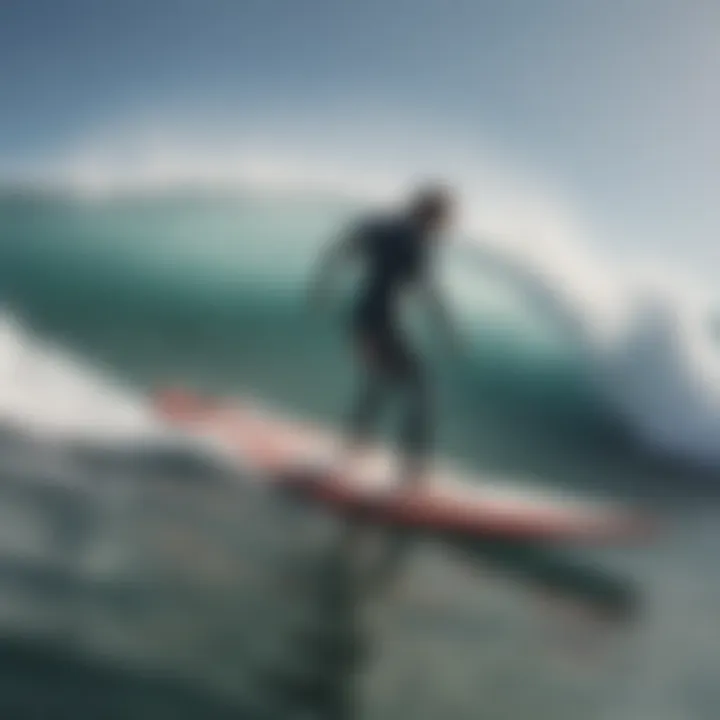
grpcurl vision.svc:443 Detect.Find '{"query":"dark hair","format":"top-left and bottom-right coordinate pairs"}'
top-left (409, 183), bottom-right (454, 221)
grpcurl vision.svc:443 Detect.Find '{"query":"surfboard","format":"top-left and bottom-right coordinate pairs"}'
top-left (152, 387), bottom-right (654, 544)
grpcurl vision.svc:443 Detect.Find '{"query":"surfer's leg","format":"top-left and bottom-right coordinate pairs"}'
top-left (346, 367), bottom-right (386, 447)
top-left (397, 347), bottom-right (432, 489)
top-left (367, 362), bottom-right (427, 595)
top-left (339, 361), bottom-right (389, 591)
top-left (336, 328), bottom-right (396, 488)
top-left (339, 326), bottom-right (431, 597)
top-left (366, 356), bottom-right (425, 594)
top-left (345, 325), bottom-right (398, 446)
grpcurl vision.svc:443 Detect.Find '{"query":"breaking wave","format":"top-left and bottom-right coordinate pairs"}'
top-left (1, 189), bottom-right (720, 472)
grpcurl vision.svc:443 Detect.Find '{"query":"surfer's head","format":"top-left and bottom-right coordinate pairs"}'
top-left (407, 183), bottom-right (455, 233)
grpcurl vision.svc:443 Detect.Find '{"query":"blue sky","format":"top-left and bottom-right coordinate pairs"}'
top-left (2, 0), bottom-right (719, 266)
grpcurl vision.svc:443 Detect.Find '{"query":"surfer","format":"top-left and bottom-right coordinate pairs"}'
top-left (310, 184), bottom-right (459, 488)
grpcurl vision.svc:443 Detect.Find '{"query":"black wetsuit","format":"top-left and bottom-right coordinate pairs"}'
top-left (350, 216), bottom-right (429, 369)
top-left (346, 215), bottom-right (433, 464)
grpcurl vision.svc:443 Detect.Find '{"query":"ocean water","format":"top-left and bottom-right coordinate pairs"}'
top-left (0, 189), bottom-right (718, 719)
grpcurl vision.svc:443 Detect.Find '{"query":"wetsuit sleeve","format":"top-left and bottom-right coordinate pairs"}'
top-left (340, 217), bottom-right (374, 256)
top-left (309, 217), bottom-right (369, 306)
top-left (418, 241), bottom-right (458, 348)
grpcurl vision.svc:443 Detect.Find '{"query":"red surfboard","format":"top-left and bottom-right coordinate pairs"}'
top-left (152, 387), bottom-right (654, 544)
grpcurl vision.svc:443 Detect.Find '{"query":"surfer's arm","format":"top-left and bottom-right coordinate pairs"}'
top-left (308, 225), bottom-right (362, 308)
top-left (421, 275), bottom-right (462, 354)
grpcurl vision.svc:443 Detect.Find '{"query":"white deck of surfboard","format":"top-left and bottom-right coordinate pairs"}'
top-left (154, 390), bottom-right (638, 537)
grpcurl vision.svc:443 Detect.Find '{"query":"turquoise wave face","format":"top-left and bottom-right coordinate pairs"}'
top-left (0, 192), bottom-right (578, 351)
top-left (0, 191), bottom-right (658, 495)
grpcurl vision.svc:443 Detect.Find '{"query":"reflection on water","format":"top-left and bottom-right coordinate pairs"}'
top-left (0, 427), bottom-right (646, 720)
top-left (0, 430), bottom-right (363, 718)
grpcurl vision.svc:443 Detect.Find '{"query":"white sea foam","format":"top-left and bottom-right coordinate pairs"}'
top-left (0, 310), bottom-right (169, 445)
top-left (456, 229), bottom-right (720, 468)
